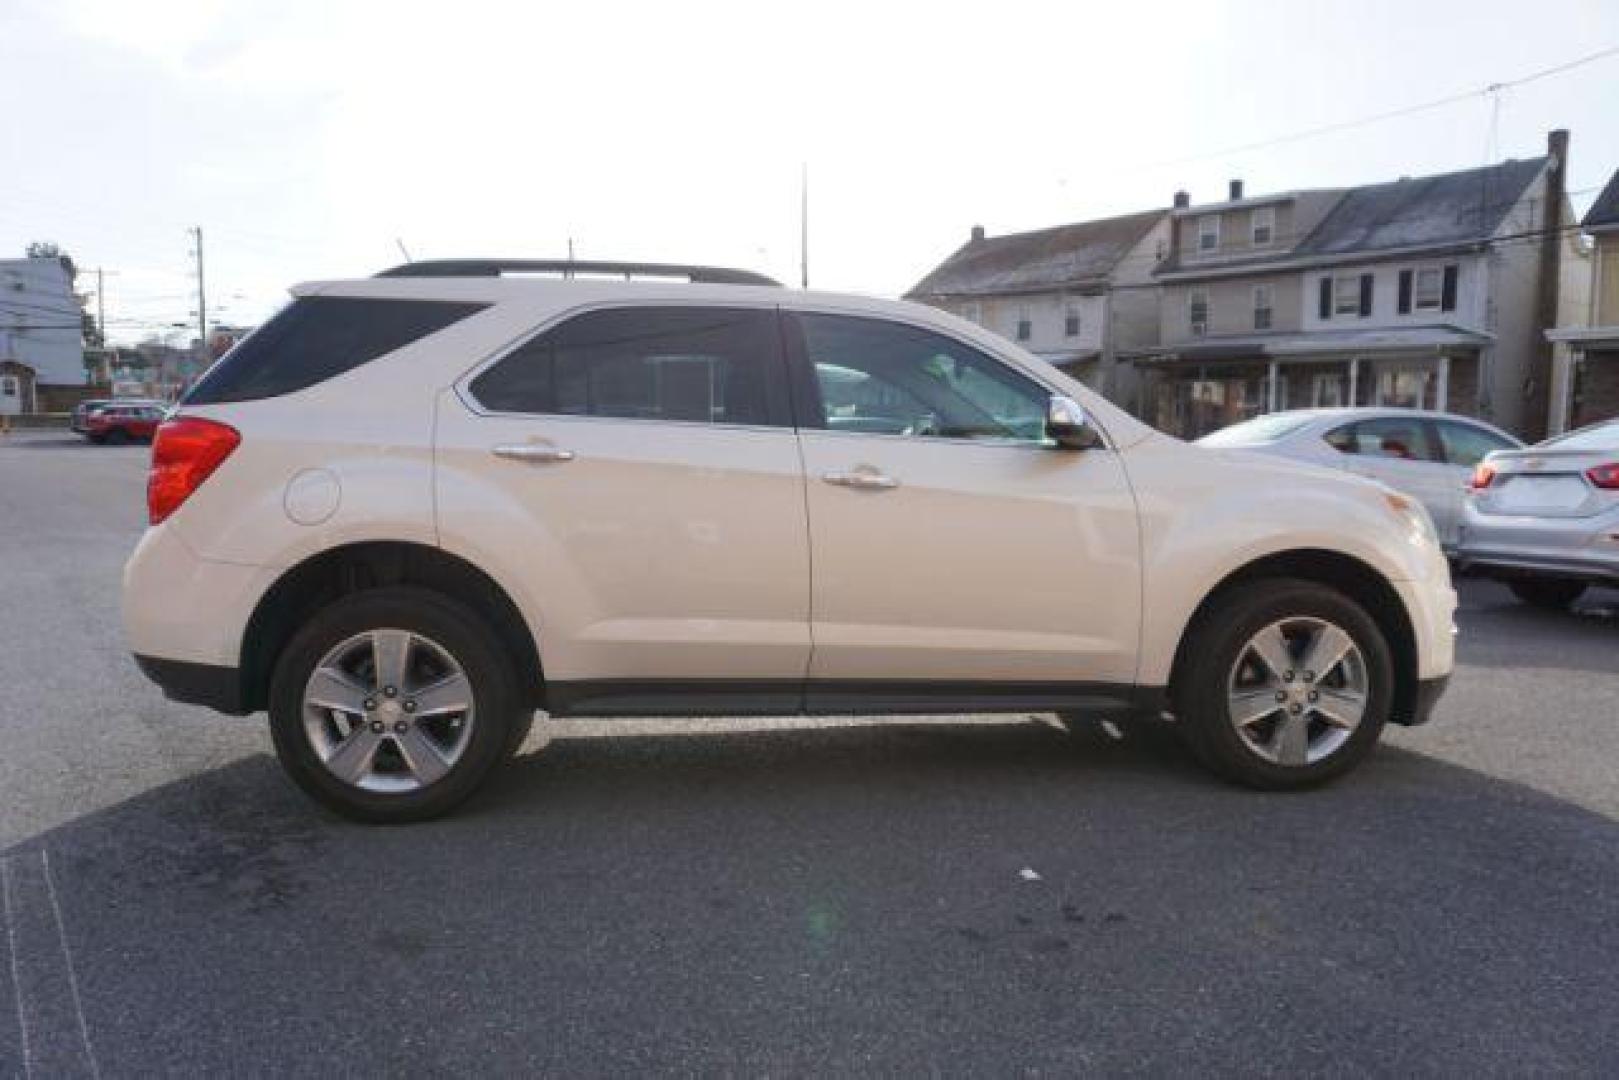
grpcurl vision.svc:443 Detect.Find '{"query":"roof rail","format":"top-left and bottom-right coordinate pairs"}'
top-left (375, 259), bottom-right (780, 286)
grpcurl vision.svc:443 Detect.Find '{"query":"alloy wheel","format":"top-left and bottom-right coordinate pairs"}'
top-left (301, 628), bottom-right (475, 793)
top-left (1225, 617), bottom-right (1368, 767)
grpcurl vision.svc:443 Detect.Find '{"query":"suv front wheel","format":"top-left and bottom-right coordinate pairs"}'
top-left (1173, 580), bottom-right (1393, 789)
top-left (268, 586), bottom-right (520, 822)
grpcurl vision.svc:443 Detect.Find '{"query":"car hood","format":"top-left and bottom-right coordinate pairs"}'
top-left (1185, 439), bottom-right (1369, 489)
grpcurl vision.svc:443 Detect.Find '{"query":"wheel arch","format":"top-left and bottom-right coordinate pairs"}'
top-left (1167, 548), bottom-right (1421, 727)
top-left (239, 541), bottom-right (544, 713)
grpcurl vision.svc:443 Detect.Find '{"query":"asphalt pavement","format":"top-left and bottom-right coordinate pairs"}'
top-left (1, 431), bottom-right (1616, 1075)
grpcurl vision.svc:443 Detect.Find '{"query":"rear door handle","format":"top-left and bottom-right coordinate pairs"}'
top-left (492, 444), bottom-right (575, 464)
top-left (822, 470), bottom-right (899, 491)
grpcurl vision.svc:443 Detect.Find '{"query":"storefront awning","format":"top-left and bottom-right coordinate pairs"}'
top-left (1128, 326), bottom-right (1492, 365)
top-left (1546, 325), bottom-right (1619, 350)
top-left (1033, 348), bottom-right (1102, 367)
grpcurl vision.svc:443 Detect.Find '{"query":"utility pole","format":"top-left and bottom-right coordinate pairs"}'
top-left (189, 227), bottom-right (207, 385)
top-left (800, 163), bottom-right (809, 289)
top-left (190, 227), bottom-right (207, 348)
top-left (80, 267), bottom-right (117, 385)
top-left (94, 267), bottom-right (106, 341)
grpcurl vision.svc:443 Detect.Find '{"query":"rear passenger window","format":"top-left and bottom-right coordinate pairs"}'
top-left (469, 307), bottom-right (778, 426)
top-left (185, 297), bottom-right (488, 405)
top-left (1325, 417), bottom-right (1438, 461)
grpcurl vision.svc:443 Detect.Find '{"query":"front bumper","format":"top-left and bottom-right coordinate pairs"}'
top-left (1392, 577), bottom-right (1457, 683)
top-left (1404, 674), bottom-right (1451, 727)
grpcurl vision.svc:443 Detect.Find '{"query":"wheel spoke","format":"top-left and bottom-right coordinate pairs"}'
top-left (1313, 687), bottom-right (1365, 730)
top-left (1248, 624), bottom-right (1295, 682)
top-left (1272, 712), bottom-right (1310, 766)
top-left (305, 666), bottom-right (370, 715)
top-left (1300, 624), bottom-right (1353, 682)
top-left (410, 672), bottom-right (472, 718)
top-left (370, 630), bottom-right (412, 694)
top-left (325, 727), bottom-right (384, 784)
top-left (394, 727), bottom-right (450, 786)
top-left (1229, 688), bottom-right (1282, 727)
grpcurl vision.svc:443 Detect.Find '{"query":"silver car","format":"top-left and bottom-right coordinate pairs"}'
top-left (1457, 418), bottom-right (1619, 608)
top-left (1197, 408), bottom-right (1522, 551)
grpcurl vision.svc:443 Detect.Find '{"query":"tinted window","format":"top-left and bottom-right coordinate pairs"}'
top-left (185, 297), bottom-right (488, 405)
top-left (1435, 420), bottom-right (1514, 467)
top-left (795, 314), bottom-right (1048, 441)
top-left (470, 307), bottom-right (778, 426)
top-left (1326, 417), bottom-right (1439, 461)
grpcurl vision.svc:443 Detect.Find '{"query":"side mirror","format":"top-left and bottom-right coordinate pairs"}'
top-left (1046, 395), bottom-right (1101, 450)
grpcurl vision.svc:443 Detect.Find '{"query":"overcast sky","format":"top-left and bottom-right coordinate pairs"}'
top-left (3, 0), bottom-right (1618, 344)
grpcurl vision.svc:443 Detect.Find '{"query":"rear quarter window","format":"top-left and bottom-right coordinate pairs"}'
top-left (184, 296), bottom-right (488, 405)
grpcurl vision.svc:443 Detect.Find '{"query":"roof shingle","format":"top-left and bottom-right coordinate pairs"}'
top-left (1294, 157), bottom-right (1547, 256)
top-left (1581, 169), bottom-right (1619, 231)
top-left (906, 209), bottom-right (1164, 299)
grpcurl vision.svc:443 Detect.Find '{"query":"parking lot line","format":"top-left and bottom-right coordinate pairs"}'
top-left (1, 850), bottom-right (100, 1079)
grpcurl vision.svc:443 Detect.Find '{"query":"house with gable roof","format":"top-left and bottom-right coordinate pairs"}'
top-left (905, 208), bottom-right (1172, 409)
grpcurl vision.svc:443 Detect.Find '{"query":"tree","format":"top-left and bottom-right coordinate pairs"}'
top-left (25, 240), bottom-right (76, 278)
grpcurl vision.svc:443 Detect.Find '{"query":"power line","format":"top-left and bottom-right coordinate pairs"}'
top-left (1140, 43), bottom-right (1619, 172)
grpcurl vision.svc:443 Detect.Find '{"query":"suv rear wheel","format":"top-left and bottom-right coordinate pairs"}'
top-left (268, 586), bottom-right (520, 822)
top-left (1508, 578), bottom-right (1586, 610)
top-left (1173, 580), bottom-right (1393, 790)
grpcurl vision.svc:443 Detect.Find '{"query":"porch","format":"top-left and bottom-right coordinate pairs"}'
top-left (1546, 327), bottom-right (1619, 433)
top-left (1131, 328), bottom-right (1490, 439)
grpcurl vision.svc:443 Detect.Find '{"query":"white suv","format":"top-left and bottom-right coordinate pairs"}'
top-left (124, 259), bottom-right (1457, 821)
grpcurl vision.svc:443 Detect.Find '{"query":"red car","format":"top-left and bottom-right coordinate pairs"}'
top-left (79, 402), bottom-right (167, 444)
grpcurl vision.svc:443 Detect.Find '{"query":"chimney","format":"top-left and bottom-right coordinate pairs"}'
top-left (970, 224), bottom-right (986, 242)
top-left (1229, 179), bottom-right (1244, 201)
top-left (1172, 190), bottom-right (1189, 209)
top-left (1528, 127), bottom-right (1570, 440)
top-left (1547, 127), bottom-right (1569, 169)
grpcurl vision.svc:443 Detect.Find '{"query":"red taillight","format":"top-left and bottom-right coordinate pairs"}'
top-left (1469, 464), bottom-right (1496, 490)
top-left (148, 417), bottom-right (240, 525)
top-left (1587, 463), bottom-right (1619, 490)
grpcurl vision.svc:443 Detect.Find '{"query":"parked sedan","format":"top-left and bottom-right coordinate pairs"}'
top-left (69, 399), bottom-right (114, 433)
top-left (1457, 418), bottom-right (1619, 607)
top-left (1197, 408), bottom-right (1522, 551)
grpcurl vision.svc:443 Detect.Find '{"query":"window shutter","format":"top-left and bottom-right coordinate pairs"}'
top-left (1358, 274), bottom-right (1374, 316)
top-left (1319, 277), bottom-right (1332, 320)
top-left (1398, 270), bottom-right (1413, 314)
top-left (1441, 265), bottom-right (1458, 312)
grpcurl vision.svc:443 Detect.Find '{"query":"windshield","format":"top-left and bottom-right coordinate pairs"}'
top-left (1196, 413), bottom-right (1315, 447)
top-left (1540, 419), bottom-right (1619, 452)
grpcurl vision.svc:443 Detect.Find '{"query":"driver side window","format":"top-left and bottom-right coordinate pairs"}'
top-left (795, 313), bottom-right (1049, 442)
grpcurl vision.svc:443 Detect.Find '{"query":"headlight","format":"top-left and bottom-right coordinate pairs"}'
top-left (1381, 489), bottom-right (1440, 546)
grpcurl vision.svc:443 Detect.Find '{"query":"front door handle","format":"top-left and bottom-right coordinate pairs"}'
top-left (822, 470), bottom-right (899, 491)
top-left (492, 444), bottom-right (575, 464)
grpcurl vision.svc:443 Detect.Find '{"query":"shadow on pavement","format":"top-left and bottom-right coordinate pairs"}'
top-left (1458, 582), bottom-right (1618, 674)
top-left (4, 720), bottom-right (1616, 1074)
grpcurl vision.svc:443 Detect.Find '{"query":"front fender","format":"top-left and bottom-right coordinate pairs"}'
top-left (1122, 439), bottom-right (1444, 686)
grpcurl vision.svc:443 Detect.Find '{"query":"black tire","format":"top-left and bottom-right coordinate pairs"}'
top-left (1172, 579), bottom-right (1394, 791)
top-left (103, 427), bottom-right (130, 446)
top-left (268, 586), bottom-right (520, 823)
top-left (1509, 578), bottom-right (1587, 610)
